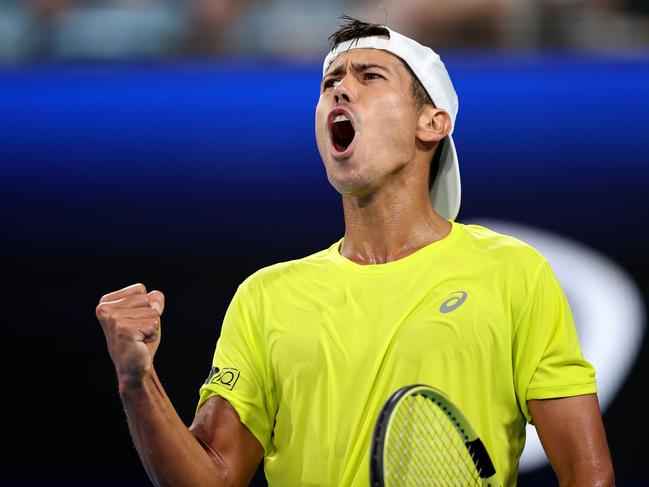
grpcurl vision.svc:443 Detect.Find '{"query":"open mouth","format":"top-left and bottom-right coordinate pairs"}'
top-left (330, 114), bottom-right (356, 153)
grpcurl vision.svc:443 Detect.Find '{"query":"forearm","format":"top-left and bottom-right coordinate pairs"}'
top-left (119, 369), bottom-right (231, 487)
top-left (529, 395), bottom-right (615, 487)
top-left (556, 461), bottom-right (615, 487)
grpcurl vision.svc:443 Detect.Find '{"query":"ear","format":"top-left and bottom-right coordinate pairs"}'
top-left (415, 106), bottom-right (452, 143)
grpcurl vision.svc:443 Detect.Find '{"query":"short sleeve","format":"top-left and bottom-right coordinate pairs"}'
top-left (512, 259), bottom-right (596, 423)
top-left (197, 280), bottom-right (275, 452)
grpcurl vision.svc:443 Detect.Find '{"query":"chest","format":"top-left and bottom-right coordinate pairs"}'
top-left (266, 276), bottom-right (513, 389)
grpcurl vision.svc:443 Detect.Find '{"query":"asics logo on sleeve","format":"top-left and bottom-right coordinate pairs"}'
top-left (439, 291), bottom-right (468, 313)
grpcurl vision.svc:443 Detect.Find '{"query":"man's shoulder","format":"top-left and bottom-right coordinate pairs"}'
top-left (457, 222), bottom-right (547, 268)
top-left (239, 240), bottom-right (339, 292)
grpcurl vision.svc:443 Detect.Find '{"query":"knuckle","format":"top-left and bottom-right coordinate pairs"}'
top-left (144, 320), bottom-right (159, 331)
top-left (142, 317), bottom-right (158, 328)
top-left (132, 283), bottom-right (147, 294)
top-left (114, 321), bottom-right (133, 339)
top-left (107, 308), bottom-right (122, 320)
top-left (95, 303), bottom-right (109, 319)
top-left (109, 313), bottom-right (125, 330)
top-left (148, 318), bottom-right (161, 332)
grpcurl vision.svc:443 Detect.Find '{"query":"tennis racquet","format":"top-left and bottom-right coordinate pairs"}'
top-left (370, 384), bottom-right (502, 487)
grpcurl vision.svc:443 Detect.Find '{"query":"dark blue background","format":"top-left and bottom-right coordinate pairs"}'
top-left (1, 54), bottom-right (647, 485)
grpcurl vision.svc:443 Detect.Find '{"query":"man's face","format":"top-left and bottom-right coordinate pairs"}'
top-left (315, 48), bottom-right (421, 199)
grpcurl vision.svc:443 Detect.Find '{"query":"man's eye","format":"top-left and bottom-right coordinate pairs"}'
top-left (323, 79), bottom-right (339, 89)
top-left (364, 73), bottom-right (382, 80)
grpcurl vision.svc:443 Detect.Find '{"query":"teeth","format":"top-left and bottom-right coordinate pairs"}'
top-left (333, 114), bottom-right (349, 123)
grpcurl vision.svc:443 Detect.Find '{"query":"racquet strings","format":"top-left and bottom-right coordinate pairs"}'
top-left (384, 393), bottom-right (483, 486)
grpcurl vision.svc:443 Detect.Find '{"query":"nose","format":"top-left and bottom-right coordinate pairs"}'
top-left (333, 78), bottom-right (353, 104)
top-left (334, 91), bottom-right (350, 104)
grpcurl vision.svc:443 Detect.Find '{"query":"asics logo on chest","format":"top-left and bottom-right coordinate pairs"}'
top-left (439, 291), bottom-right (468, 313)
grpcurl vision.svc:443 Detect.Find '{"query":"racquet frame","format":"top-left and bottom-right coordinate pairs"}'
top-left (370, 384), bottom-right (503, 487)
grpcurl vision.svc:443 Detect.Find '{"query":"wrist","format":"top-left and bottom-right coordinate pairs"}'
top-left (118, 368), bottom-right (154, 396)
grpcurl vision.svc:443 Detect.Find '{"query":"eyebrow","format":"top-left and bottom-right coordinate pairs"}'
top-left (324, 62), bottom-right (392, 79)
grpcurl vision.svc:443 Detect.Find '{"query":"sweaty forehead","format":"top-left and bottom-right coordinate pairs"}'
top-left (324, 48), bottom-right (407, 76)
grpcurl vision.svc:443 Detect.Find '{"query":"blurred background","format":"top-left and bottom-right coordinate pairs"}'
top-left (1, 1), bottom-right (647, 486)
top-left (1, 0), bottom-right (649, 60)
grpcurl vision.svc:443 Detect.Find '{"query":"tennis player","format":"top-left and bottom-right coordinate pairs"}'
top-left (96, 17), bottom-right (615, 487)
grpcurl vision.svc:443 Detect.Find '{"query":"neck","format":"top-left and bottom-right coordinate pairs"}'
top-left (339, 187), bottom-right (451, 265)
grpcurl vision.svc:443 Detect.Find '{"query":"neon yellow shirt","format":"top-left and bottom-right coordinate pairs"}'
top-left (197, 221), bottom-right (596, 486)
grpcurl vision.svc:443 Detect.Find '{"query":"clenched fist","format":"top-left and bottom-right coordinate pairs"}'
top-left (96, 283), bottom-right (165, 386)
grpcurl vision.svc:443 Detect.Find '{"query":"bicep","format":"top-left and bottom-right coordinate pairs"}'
top-left (528, 394), bottom-right (614, 486)
top-left (190, 396), bottom-right (264, 487)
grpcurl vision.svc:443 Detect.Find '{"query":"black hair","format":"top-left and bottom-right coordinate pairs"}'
top-left (328, 15), bottom-right (390, 51)
top-left (328, 15), bottom-right (433, 110)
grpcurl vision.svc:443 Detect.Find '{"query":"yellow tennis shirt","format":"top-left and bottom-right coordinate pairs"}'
top-left (197, 221), bottom-right (596, 486)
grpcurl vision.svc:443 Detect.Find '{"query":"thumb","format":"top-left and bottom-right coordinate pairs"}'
top-left (148, 290), bottom-right (165, 316)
